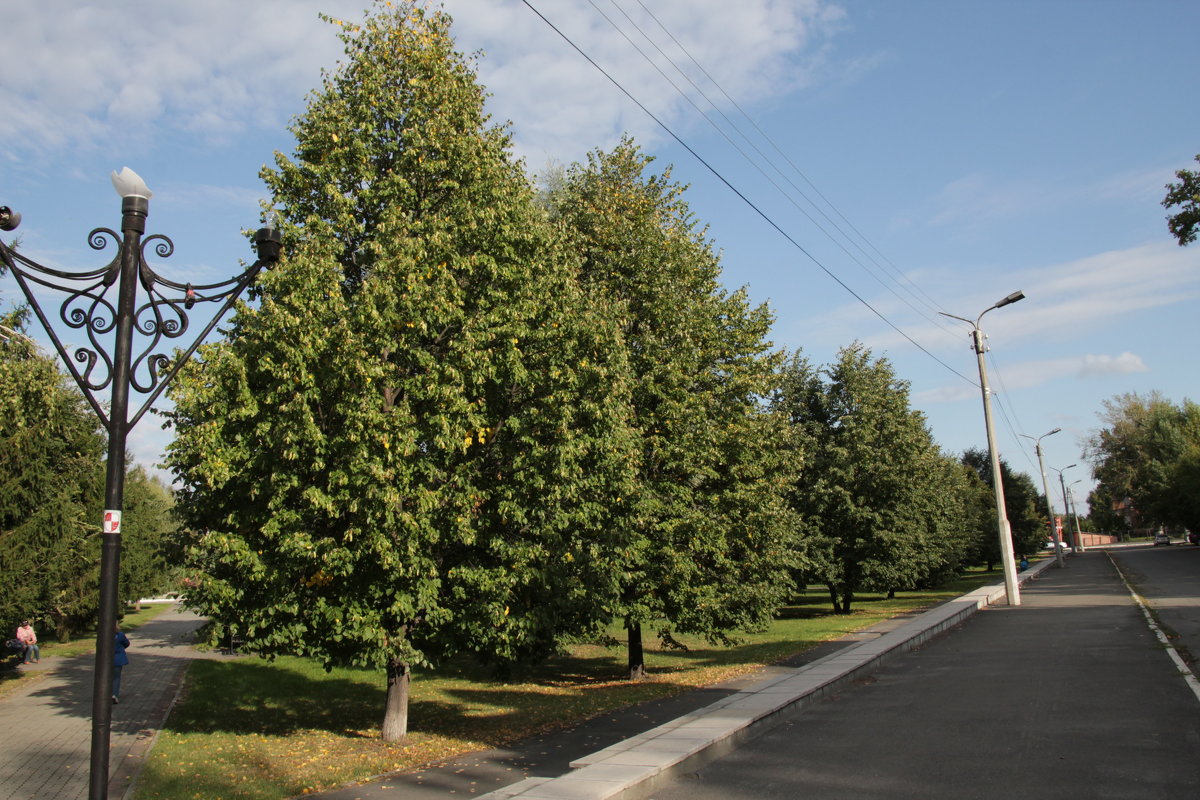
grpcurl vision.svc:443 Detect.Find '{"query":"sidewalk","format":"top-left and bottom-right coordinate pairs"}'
top-left (0, 605), bottom-right (218, 800)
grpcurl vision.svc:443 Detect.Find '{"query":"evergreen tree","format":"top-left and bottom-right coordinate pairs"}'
top-left (960, 448), bottom-right (1044, 562)
top-left (0, 309), bottom-right (106, 640)
top-left (165, 2), bottom-right (637, 740)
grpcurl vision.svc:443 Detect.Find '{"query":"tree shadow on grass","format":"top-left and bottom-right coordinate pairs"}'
top-left (164, 653), bottom-right (732, 747)
top-left (167, 659), bottom-right (387, 738)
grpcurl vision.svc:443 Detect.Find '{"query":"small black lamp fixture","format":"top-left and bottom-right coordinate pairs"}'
top-left (0, 168), bottom-right (281, 800)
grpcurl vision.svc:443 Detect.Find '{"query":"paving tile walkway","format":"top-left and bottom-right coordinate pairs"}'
top-left (0, 605), bottom-right (220, 800)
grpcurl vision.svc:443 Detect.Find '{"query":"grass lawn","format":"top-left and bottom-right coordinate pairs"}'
top-left (135, 569), bottom-right (1002, 800)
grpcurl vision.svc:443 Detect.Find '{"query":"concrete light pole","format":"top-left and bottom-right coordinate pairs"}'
top-left (940, 290), bottom-right (1026, 606)
top-left (1021, 427), bottom-right (1065, 568)
top-left (1052, 464), bottom-right (1078, 551)
top-left (1069, 479), bottom-right (1086, 551)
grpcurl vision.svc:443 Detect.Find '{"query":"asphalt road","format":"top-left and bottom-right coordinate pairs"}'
top-left (645, 550), bottom-right (1200, 800)
top-left (1108, 540), bottom-right (1200, 672)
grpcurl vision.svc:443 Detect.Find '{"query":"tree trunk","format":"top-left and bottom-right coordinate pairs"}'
top-left (887, 589), bottom-right (896, 600)
top-left (627, 619), bottom-right (646, 681)
top-left (828, 585), bottom-right (839, 611)
top-left (381, 659), bottom-right (410, 742)
top-left (838, 589), bottom-right (853, 614)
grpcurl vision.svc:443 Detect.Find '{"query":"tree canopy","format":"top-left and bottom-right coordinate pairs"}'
top-left (0, 309), bottom-right (175, 640)
top-left (1085, 391), bottom-right (1200, 533)
top-left (166, 2), bottom-right (639, 740)
top-left (1163, 153), bottom-right (1200, 246)
top-left (960, 448), bottom-right (1045, 561)
top-left (547, 139), bottom-right (800, 676)
top-left (774, 345), bottom-right (972, 613)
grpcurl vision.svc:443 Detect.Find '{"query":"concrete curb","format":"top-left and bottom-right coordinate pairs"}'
top-left (481, 558), bottom-right (1059, 800)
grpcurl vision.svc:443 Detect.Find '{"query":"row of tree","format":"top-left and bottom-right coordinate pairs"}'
top-left (159, 3), bottom-right (1048, 741)
top-left (1086, 392), bottom-right (1200, 535)
top-left (0, 309), bottom-right (176, 641)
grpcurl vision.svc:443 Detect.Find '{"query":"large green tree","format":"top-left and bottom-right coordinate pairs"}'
top-left (547, 140), bottom-right (800, 678)
top-left (1163, 153), bottom-right (1200, 246)
top-left (119, 466), bottom-right (177, 607)
top-left (166, 2), bottom-right (637, 741)
top-left (960, 448), bottom-right (1045, 562)
top-left (0, 309), bottom-right (106, 640)
top-left (0, 310), bottom-right (178, 639)
top-left (1085, 391), bottom-right (1200, 533)
top-left (775, 345), bottom-right (971, 613)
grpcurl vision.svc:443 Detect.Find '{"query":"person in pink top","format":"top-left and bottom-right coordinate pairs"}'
top-left (16, 621), bottom-right (39, 664)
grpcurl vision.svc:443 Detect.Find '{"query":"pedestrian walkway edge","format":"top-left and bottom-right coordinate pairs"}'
top-left (480, 558), bottom-right (1058, 800)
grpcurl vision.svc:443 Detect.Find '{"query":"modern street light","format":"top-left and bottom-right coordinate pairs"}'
top-left (940, 290), bottom-right (1026, 606)
top-left (0, 169), bottom-right (280, 800)
top-left (1021, 427), bottom-right (1065, 568)
top-left (1051, 464), bottom-right (1079, 552)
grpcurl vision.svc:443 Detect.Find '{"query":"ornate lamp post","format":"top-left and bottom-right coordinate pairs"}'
top-left (0, 169), bottom-right (280, 800)
top-left (940, 290), bottom-right (1026, 606)
top-left (1021, 427), bottom-right (1065, 568)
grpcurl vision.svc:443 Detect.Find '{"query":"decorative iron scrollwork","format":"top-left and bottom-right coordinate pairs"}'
top-left (0, 216), bottom-right (273, 431)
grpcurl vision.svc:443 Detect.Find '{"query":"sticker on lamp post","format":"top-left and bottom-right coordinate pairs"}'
top-left (103, 510), bottom-right (122, 535)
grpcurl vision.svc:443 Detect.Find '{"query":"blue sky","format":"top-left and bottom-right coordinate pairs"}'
top-left (3, 1), bottom-right (1198, 516)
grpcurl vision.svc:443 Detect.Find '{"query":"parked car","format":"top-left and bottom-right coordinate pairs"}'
top-left (1153, 530), bottom-right (1171, 546)
top-left (1187, 530), bottom-right (1199, 545)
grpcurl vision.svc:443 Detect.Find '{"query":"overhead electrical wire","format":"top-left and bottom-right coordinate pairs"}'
top-left (985, 350), bottom-right (1045, 475)
top-left (582, 0), bottom-right (1069, 489)
top-left (588, 0), bottom-right (962, 343)
top-left (520, 0), bottom-right (977, 386)
top-left (622, 0), bottom-right (957, 334)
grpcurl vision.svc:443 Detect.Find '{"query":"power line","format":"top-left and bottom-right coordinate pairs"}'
top-left (626, 0), bottom-right (954, 327)
top-left (591, 0), bottom-right (963, 343)
top-left (521, 0), bottom-right (976, 386)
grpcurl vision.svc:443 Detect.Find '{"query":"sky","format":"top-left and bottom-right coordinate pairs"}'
top-left (3, 0), bottom-right (1198, 517)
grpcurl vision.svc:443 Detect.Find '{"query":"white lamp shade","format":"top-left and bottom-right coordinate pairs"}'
top-left (110, 167), bottom-right (153, 200)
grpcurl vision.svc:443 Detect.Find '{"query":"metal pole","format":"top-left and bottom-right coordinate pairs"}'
top-left (1, 173), bottom-right (279, 800)
top-left (973, 328), bottom-right (1021, 605)
top-left (87, 195), bottom-right (147, 800)
top-left (1057, 469), bottom-right (1073, 549)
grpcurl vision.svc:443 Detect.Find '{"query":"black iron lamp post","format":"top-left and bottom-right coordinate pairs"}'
top-left (0, 168), bottom-right (280, 800)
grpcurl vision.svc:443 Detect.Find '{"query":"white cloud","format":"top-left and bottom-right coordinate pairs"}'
top-left (915, 350), bottom-right (1150, 405)
top-left (0, 1), bottom-right (359, 159)
top-left (1, 0), bottom-right (845, 169)
top-left (923, 159), bottom-right (1189, 234)
top-left (822, 239), bottom-right (1200, 359)
top-left (448, 0), bottom-right (847, 165)
top-left (1078, 352), bottom-right (1148, 377)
